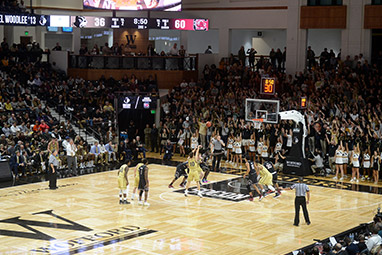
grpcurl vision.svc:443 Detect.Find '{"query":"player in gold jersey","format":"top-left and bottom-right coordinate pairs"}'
top-left (185, 145), bottom-right (204, 197)
top-left (131, 159), bottom-right (144, 200)
top-left (117, 164), bottom-right (130, 204)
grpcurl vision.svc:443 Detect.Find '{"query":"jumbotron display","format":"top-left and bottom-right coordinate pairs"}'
top-left (72, 16), bottom-right (208, 31)
top-left (83, 0), bottom-right (181, 11)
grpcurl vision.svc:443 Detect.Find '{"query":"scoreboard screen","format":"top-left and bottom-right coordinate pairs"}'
top-left (260, 77), bottom-right (276, 96)
top-left (120, 95), bottom-right (157, 110)
top-left (71, 16), bottom-right (208, 31)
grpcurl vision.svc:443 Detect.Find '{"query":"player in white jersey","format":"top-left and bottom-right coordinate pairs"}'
top-left (362, 148), bottom-right (371, 181)
top-left (333, 143), bottom-right (344, 181)
top-left (350, 144), bottom-right (360, 183)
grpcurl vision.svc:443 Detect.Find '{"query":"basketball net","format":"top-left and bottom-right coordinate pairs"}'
top-left (251, 118), bottom-right (264, 129)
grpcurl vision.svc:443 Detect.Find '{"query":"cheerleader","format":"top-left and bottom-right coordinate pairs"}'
top-left (233, 134), bottom-right (242, 167)
top-left (371, 150), bottom-right (380, 184)
top-left (226, 133), bottom-right (234, 163)
top-left (248, 133), bottom-right (256, 161)
top-left (361, 148), bottom-right (371, 181)
top-left (274, 136), bottom-right (283, 155)
top-left (257, 137), bottom-right (264, 162)
top-left (191, 132), bottom-right (199, 150)
top-left (342, 148), bottom-right (349, 178)
top-left (177, 129), bottom-right (186, 157)
top-left (350, 144), bottom-right (360, 183)
top-left (333, 142), bottom-right (344, 181)
top-left (261, 137), bottom-right (269, 163)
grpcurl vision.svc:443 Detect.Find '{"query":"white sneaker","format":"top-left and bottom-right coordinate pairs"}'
top-left (138, 200), bottom-right (143, 205)
top-left (339, 177), bottom-right (344, 181)
top-left (184, 190), bottom-right (188, 197)
top-left (356, 179), bottom-right (359, 183)
top-left (333, 176), bottom-right (338, 180)
top-left (350, 178), bottom-right (354, 182)
top-left (361, 176), bottom-right (365, 181)
top-left (144, 202), bottom-right (150, 206)
top-left (131, 194), bottom-right (135, 200)
top-left (197, 192), bottom-right (203, 198)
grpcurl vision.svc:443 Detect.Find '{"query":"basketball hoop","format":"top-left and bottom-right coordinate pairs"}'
top-left (251, 118), bottom-right (264, 129)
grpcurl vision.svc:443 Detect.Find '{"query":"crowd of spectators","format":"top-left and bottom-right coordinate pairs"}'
top-left (0, 37), bottom-right (160, 180)
top-left (150, 46), bottom-right (382, 184)
top-left (0, 0), bottom-right (26, 13)
top-left (295, 211), bottom-right (382, 255)
top-left (79, 42), bottom-right (188, 57)
top-left (1, 35), bottom-right (382, 187)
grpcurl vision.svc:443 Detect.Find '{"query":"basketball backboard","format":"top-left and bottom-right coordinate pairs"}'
top-left (245, 98), bottom-right (279, 124)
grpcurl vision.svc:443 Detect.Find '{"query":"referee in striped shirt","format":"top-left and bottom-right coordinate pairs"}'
top-left (290, 177), bottom-right (311, 226)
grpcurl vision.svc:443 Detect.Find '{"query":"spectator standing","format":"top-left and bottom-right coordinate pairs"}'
top-left (238, 46), bottom-right (246, 66)
top-left (151, 124), bottom-right (159, 153)
top-left (48, 150), bottom-right (59, 190)
top-left (204, 45), bottom-right (213, 54)
top-left (52, 43), bottom-right (62, 51)
top-left (307, 46), bottom-right (315, 69)
top-left (144, 124), bottom-right (152, 150)
top-left (62, 138), bottom-right (77, 176)
top-left (247, 48), bottom-right (256, 69)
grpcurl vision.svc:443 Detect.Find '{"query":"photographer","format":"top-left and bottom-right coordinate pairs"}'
top-left (309, 149), bottom-right (324, 175)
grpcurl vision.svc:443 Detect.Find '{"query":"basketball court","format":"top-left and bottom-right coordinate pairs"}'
top-left (0, 163), bottom-right (380, 255)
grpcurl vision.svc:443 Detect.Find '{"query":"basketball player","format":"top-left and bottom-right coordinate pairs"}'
top-left (131, 159), bottom-right (144, 200)
top-left (243, 156), bottom-right (263, 201)
top-left (138, 159), bottom-right (150, 206)
top-left (200, 150), bottom-right (211, 183)
top-left (117, 164), bottom-right (130, 204)
top-left (185, 145), bottom-right (203, 198)
top-left (263, 159), bottom-right (281, 198)
top-left (255, 161), bottom-right (276, 201)
top-left (168, 161), bottom-right (188, 188)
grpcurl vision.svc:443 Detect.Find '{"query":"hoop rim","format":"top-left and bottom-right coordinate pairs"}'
top-left (250, 118), bottom-right (264, 123)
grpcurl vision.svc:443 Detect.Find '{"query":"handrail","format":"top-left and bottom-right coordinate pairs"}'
top-left (69, 54), bottom-right (198, 71)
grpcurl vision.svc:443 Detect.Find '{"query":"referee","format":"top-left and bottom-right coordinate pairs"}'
top-left (290, 177), bottom-right (311, 226)
top-left (48, 150), bottom-right (59, 190)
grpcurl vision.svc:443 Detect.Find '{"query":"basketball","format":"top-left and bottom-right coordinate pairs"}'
top-left (206, 121), bottom-right (212, 127)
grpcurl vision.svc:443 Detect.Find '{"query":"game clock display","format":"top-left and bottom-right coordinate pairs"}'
top-left (260, 78), bottom-right (276, 96)
top-left (71, 16), bottom-right (208, 31)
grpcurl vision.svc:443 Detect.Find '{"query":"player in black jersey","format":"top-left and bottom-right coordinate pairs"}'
top-left (200, 150), bottom-right (211, 183)
top-left (243, 156), bottom-right (264, 201)
top-left (263, 159), bottom-right (281, 198)
top-left (168, 161), bottom-right (188, 188)
top-left (138, 159), bottom-right (150, 206)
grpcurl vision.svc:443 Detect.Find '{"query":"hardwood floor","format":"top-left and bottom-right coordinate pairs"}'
top-left (0, 162), bottom-right (381, 255)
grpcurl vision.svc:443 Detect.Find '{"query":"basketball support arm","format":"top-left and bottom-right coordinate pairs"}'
top-left (279, 110), bottom-right (308, 158)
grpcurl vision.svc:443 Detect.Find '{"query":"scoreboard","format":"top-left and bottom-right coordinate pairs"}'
top-left (0, 12), bottom-right (209, 31)
top-left (71, 16), bottom-right (209, 31)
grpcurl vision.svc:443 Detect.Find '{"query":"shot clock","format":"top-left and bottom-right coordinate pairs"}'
top-left (260, 77), bottom-right (276, 96)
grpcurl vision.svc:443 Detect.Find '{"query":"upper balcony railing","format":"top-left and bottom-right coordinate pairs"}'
top-left (69, 54), bottom-right (198, 71)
